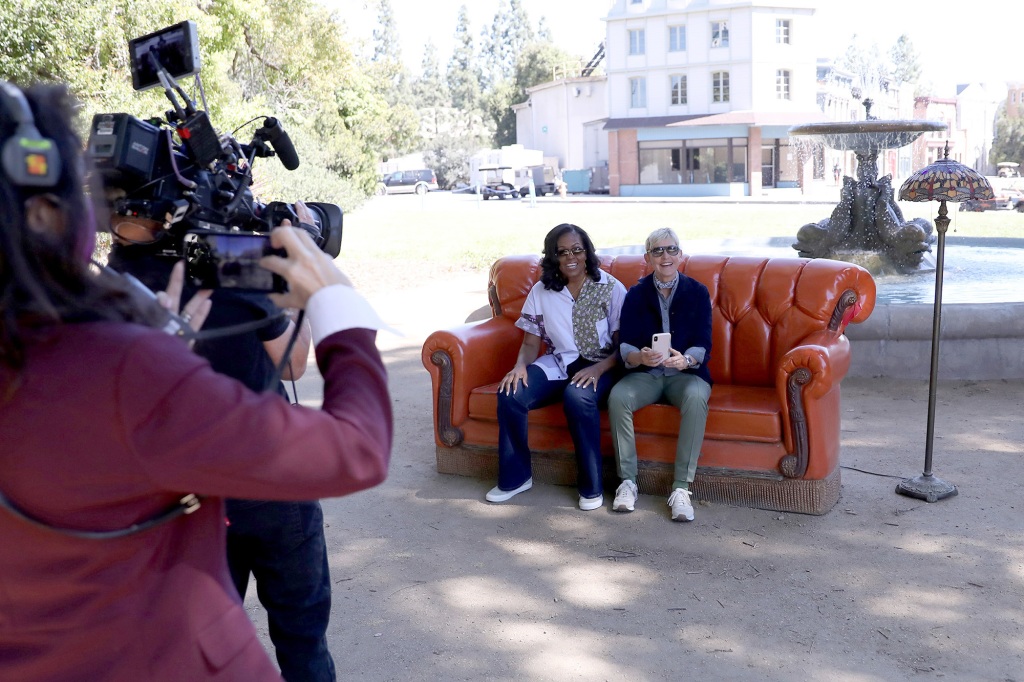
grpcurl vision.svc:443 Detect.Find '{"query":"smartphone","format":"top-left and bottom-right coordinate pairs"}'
top-left (652, 332), bottom-right (671, 357)
top-left (184, 231), bottom-right (287, 293)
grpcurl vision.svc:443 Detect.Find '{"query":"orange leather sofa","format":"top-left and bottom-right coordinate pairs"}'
top-left (421, 253), bottom-right (876, 515)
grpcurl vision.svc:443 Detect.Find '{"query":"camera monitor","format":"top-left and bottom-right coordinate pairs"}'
top-left (129, 20), bottom-right (201, 91)
top-left (184, 231), bottom-right (287, 293)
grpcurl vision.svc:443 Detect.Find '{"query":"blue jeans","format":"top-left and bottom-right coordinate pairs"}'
top-left (226, 499), bottom-right (335, 682)
top-left (495, 360), bottom-right (614, 499)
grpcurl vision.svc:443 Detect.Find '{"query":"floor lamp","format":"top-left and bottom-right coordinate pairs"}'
top-left (895, 143), bottom-right (994, 502)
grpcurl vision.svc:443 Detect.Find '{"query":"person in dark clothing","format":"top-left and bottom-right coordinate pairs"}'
top-left (107, 209), bottom-right (336, 682)
top-left (608, 227), bottom-right (713, 522)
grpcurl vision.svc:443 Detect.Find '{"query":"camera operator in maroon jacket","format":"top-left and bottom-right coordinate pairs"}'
top-left (0, 82), bottom-right (393, 681)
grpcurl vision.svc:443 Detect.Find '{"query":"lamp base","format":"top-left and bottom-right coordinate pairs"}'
top-left (896, 473), bottom-right (958, 503)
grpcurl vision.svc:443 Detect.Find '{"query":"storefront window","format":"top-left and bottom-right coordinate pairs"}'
top-left (638, 139), bottom-right (747, 184)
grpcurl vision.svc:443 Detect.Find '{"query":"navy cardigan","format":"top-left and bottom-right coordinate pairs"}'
top-left (619, 273), bottom-right (713, 387)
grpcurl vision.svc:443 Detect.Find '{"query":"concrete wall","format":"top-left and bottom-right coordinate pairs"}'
top-left (846, 302), bottom-right (1024, 380)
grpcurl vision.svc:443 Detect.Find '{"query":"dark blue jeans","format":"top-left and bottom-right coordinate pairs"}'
top-left (495, 360), bottom-right (615, 499)
top-left (226, 499), bottom-right (335, 682)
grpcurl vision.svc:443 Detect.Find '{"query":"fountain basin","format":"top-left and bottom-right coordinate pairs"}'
top-left (789, 120), bottom-right (947, 154)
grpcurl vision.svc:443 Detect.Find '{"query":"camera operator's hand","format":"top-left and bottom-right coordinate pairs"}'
top-left (157, 261), bottom-right (212, 332)
top-left (261, 207), bottom-right (352, 310)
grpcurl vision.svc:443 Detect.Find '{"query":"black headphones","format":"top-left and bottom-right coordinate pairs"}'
top-left (0, 81), bottom-right (61, 188)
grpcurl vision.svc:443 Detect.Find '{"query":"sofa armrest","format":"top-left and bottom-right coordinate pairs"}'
top-left (774, 330), bottom-right (851, 479)
top-left (421, 317), bottom-right (523, 446)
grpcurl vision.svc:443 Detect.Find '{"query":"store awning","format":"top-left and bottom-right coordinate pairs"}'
top-left (604, 111), bottom-right (827, 130)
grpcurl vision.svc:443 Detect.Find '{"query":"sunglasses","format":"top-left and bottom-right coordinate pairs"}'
top-left (556, 247), bottom-right (587, 259)
top-left (648, 245), bottom-right (680, 257)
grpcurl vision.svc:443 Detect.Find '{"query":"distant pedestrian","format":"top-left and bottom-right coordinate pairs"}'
top-left (833, 163), bottom-right (841, 184)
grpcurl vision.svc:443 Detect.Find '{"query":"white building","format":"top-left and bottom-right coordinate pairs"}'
top-left (601, 0), bottom-right (824, 196)
top-left (514, 0), bottom-right (1003, 197)
top-left (956, 82), bottom-right (1006, 176)
top-left (512, 77), bottom-right (608, 173)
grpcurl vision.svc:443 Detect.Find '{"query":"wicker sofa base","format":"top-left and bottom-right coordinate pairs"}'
top-left (437, 445), bottom-right (840, 515)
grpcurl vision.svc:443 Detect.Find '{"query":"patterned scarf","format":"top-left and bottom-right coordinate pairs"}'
top-left (572, 277), bottom-right (614, 361)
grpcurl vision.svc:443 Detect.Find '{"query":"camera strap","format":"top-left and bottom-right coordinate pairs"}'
top-left (190, 313), bottom-right (284, 341)
top-left (0, 489), bottom-right (202, 540)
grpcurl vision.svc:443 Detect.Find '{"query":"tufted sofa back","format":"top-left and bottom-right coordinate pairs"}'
top-left (487, 253), bottom-right (876, 388)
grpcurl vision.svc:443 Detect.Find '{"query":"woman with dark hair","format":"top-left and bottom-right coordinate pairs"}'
top-left (0, 82), bottom-right (392, 681)
top-left (487, 223), bottom-right (625, 510)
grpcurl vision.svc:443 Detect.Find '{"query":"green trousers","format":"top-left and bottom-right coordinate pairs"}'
top-left (608, 371), bottom-right (711, 490)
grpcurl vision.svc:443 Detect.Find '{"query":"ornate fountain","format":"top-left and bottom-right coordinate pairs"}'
top-left (790, 99), bottom-right (947, 273)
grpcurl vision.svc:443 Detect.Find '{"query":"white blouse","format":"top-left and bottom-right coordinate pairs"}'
top-left (515, 270), bottom-right (626, 380)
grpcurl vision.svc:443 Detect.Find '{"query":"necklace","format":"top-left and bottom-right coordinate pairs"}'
top-left (566, 278), bottom-right (585, 300)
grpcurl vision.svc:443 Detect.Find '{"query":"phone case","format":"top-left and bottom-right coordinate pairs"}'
top-left (652, 333), bottom-right (671, 356)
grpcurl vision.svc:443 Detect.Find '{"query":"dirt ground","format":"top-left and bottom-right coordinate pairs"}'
top-left (247, 269), bottom-right (1023, 681)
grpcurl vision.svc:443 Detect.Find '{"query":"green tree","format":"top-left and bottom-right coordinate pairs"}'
top-left (361, 0), bottom-right (419, 157)
top-left (889, 34), bottom-right (921, 87)
top-left (484, 79), bottom-right (517, 148)
top-left (423, 127), bottom-right (486, 189)
top-left (537, 16), bottom-right (552, 42)
top-left (447, 5), bottom-right (482, 112)
top-left (412, 40), bottom-right (449, 110)
top-left (515, 42), bottom-right (576, 93)
top-left (481, 0), bottom-right (534, 83)
top-left (990, 104), bottom-right (1024, 168)
top-left (0, 0), bottom-right (400, 207)
top-left (371, 0), bottom-right (401, 65)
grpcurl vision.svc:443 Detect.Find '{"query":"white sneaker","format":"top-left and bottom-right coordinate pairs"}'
top-left (668, 488), bottom-right (694, 522)
top-left (486, 478), bottom-right (533, 503)
top-left (579, 494), bottom-right (604, 511)
top-left (612, 480), bottom-right (638, 512)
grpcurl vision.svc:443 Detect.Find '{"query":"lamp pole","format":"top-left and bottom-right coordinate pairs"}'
top-left (896, 199), bottom-right (957, 502)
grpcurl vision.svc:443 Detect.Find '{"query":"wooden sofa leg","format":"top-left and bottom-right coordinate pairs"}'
top-left (429, 350), bottom-right (464, 447)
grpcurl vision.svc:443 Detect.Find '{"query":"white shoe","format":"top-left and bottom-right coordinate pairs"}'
top-left (612, 480), bottom-right (638, 512)
top-left (668, 488), bottom-right (694, 522)
top-left (578, 493), bottom-right (604, 511)
top-left (486, 478), bottom-right (533, 503)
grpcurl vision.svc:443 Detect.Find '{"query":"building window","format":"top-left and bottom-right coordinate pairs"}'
top-left (639, 138), bottom-right (748, 184)
top-left (776, 70), bottom-right (791, 100)
top-left (629, 29), bottom-right (646, 55)
top-left (776, 19), bottom-right (790, 44)
top-left (711, 21), bottom-right (729, 48)
top-left (630, 77), bottom-right (647, 108)
top-left (712, 71), bottom-right (730, 102)
top-left (669, 25), bottom-right (686, 52)
top-left (671, 75), bottom-right (687, 105)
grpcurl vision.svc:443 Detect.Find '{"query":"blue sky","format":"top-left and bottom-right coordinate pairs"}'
top-left (324, 0), bottom-right (1021, 96)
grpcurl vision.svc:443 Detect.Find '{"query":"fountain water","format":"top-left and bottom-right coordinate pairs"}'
top-left (789, 99), bottom-right (946, 273)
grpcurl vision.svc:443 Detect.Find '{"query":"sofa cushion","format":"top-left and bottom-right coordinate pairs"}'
top-left (467, 383), bottom-right (782, 444)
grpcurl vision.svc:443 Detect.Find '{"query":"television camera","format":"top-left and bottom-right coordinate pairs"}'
top-left (87, 21), bottom-right (342, 291)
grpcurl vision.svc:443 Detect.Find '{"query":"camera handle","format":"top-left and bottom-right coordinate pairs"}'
top-left (252, 117), bottom-right (300, 171)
